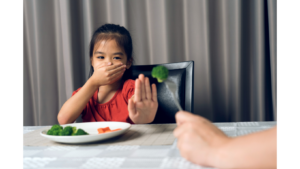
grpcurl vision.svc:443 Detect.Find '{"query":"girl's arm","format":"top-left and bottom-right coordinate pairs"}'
top-left (57, 62), bottom-right (126, 124)
top-left (57, 78), bottom-right (98, 125)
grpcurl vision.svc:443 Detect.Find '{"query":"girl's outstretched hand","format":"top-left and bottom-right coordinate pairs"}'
top-left (91, 62), bottom-right (126, 87)
top-left (128, 74), bottom-right (158, 124)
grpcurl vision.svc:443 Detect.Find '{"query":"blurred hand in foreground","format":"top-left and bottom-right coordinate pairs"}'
top-left (173, 111), bottom-right (277, 169)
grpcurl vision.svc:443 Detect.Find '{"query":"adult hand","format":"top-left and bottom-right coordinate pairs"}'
top-left (91, 62), bottom-right (126, 87)
top-left (128, 74), bottom-right (158, 124)
top-left (173, 111), bottom-right (231, 167)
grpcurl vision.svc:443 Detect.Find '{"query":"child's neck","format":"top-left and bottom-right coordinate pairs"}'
top-left (98, 80), bottom-right (123, 92)
top-left (97, 80), bottom-right (123, 104)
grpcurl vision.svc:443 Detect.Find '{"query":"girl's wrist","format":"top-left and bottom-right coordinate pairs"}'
top-left (86, 77), bottom-right (101, 90)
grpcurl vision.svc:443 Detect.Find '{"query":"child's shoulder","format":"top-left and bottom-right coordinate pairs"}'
top-left (123, 79), bottom-right (135, 90)
top-left (121, 79), bottom-right (135, 99)
top-left (121, 79), bottom-right (135, 97)
top-left (72, 87), bottom-right (82, 96)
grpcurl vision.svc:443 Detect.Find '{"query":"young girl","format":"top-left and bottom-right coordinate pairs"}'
top-left (57, 24), bottom-right (158, 125)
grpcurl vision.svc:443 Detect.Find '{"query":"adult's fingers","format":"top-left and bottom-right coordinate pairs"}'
top-left (139, 74), bottom-right (146, 100)
top-left (173, 124), bottom-right (186, 138)
top-left (151, 84), bottom-right (157, 102)
top-left (145, 77), bottom-right (151, 100)
top-left (175, 111), bottom-right (201, 126)
top-left (135, 79), bottom-right (142, 102)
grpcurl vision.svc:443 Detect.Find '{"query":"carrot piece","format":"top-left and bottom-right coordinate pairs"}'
top-left (102, 127), bottom-right (111, 132)
top-left (98, 127), bottom-right (121, 134)
top-left (97, 128), bottom-right (104, 134)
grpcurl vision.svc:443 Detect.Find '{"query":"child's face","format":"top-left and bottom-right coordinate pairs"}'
top-left (91, 39), bottom-right (131, 69)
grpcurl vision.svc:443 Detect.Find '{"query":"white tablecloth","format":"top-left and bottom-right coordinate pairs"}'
top-left (23, 121), bottom-right (276, 169)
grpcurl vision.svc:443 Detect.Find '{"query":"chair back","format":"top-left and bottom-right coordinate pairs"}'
top-left (130, 61), bottom-right (194, 123)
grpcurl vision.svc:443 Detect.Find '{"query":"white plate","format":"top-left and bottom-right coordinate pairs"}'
top-left (40, 121), bottom-right (131, 144)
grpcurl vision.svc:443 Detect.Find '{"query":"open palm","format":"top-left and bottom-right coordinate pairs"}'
top-left (128, 74), bottom-right (158, 124)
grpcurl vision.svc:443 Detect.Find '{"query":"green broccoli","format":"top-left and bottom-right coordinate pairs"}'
top-left (60, 126), bottom-right (74, 136)
top-left (73, 129), bottom-right (89, 136)
top-left (47, 124), bottom-right (89, 136)
top-left (47, 124), bottom-right (63, 136)
top-left (51, 124), bottom-right (63, 130)
top-left (47, 129), bottom-right (54, 135)
top-left (151, 65), bottom-right (169, 83)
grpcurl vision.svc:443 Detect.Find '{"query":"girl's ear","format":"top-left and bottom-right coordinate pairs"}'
top-left (90, 57), bottom-right (93, 67)
top-left (126, 58), bottom-right (133, 69)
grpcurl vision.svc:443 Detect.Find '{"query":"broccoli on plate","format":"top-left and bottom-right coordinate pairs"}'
top-left (47, 124), bottom-right (63, 136)
top-left (73, 129), bottom-right (89, 135)
top-left (151, 65), bottom-right (169, 83)
top-left (60, 126), bottom-right (76, 136)
top-left (47, 124), bottom-right (89, 136)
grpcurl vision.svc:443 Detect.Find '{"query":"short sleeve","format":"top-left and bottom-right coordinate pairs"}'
top-left (72, 87), bottom-right (82, 96)
top-left (122, 79), bottom-right (135, 102)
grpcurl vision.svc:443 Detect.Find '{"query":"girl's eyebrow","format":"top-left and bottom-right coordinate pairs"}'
top-left (112, 52), bottom-right (124, 55)
top-left (94, 51), bottom-right (105, 54)
top-left (94, 51), bottom-right (124, 55)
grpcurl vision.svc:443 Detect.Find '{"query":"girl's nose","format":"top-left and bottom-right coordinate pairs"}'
top-left (106, 58), bottom-right (113, 64)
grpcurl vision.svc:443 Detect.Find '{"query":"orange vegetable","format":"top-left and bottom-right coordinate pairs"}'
top-left (102, 127), bottom-right (111, 132)
top-left (97, 127), bottom-right (122, 134)
top-left (97, 128), bottom-right (104, 134)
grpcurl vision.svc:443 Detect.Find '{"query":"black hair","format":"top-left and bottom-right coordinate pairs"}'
top-left (88, 23), bottom-right (133, 80)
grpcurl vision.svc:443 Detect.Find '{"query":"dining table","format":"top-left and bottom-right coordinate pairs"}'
top-left (23, 121), bottom-right (276, 169)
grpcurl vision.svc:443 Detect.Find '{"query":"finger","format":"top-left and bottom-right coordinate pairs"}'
top-left (173, 124), bottom-right (187, 138)
top-left (107, 63), bottom-right (126, 72)
top-left (175, 111), bottom-right (199, 126)
top-left (131, 95), bottom-right (135, 103)
top-left (151, 84), bottom-right (157, 102)
top-left (139, 74), bottom-right (146, 100)
top-left (107, 65), bottom-right (126, 77)
top-left (128, 96), bottom-right (136, 115)
top-left (107, 69), bottom-right (124, 81)
top-left (135, 79), bottom-right (142, 102)
top-left (107, 65), bottom-right (126, 78)
top-left (94, 62), bottom-right (109, 69)
top-left (176, 135), bottom-right (183, 152)
top-left (145, 77), bottom-right (151, 100)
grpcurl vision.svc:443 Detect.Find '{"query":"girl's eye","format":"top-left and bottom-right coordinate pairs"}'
top-left (97, 56), bottom-right (104, 59)
top-left (114, 57), bottom-right (121, 60)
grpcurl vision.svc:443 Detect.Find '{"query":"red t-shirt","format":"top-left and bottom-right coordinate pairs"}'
top-left (72, 79), bottom-right (135, 124)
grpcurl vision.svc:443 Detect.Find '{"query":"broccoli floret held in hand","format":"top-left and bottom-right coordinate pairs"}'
top-left (151, 65), bottom-right (169, 83)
